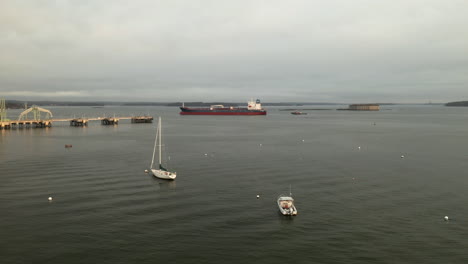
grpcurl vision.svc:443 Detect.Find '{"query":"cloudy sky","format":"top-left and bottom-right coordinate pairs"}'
top-left (1, 0), bottom-right (467, 103)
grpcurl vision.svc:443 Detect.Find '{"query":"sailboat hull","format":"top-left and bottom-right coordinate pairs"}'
top-left (152, 169), bottom-right (176, 180)
top-left (150, 117), bottom-right (177, 181)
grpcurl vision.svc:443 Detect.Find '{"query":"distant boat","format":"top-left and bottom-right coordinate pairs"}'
top-left (277, 186), bottom-right (297, 216)
top-left (291, 111), bottom-right (307, 115)
top-left (150, 117), bottom-right (176, 180)
top-left (179, 99), bottom-right (267, 115)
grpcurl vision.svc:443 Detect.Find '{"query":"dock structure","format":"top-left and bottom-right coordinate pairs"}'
top-left (1, 120), bottom-right (52, 129)
top-left (131, 116), bottom-right (153, 123)
top-left (0, 99), bottom-right (7, 122)
top-left (10, 120), bottom-right (52, 128)
top-left (1, 121), bottom-right (11, 129)
top-left (70, 118), bottom-right (88, 126)
top-left (0, 98), bottom-right (10, 129)
top-left (101, 117), bottom-right (119, 125)
top-left (1, 116), bottom-right (154, 129)
top-left (1, 104), bottom-right (54, 129)
top-left (0, 100), bottom-right (154, 129)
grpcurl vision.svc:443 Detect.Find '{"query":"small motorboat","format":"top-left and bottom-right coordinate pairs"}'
top-left (291, 111), bottom-right (307, 115)
top-left (277, 195), bottom-right (297, 216)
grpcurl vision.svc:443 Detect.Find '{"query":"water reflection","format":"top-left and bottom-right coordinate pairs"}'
top-left (278, 212), bottom-right (296, 224)
top-left (151, 176), bottom-right (177, 190)
top-left (0, 126), bottom-right (54, 135)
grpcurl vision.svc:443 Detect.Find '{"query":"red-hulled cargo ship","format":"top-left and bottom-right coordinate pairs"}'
top-left (180, 99), bottom-right (267, 115)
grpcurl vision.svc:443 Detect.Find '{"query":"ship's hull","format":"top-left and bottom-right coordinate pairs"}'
top-left (180, 107), bottom-right (266, 115)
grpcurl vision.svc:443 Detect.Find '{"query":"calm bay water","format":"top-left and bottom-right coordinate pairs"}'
top-left (1, 105), bottom-right (468, 263)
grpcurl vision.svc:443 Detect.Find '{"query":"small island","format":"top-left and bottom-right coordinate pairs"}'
top-left (445, 101), bottom-right (468, 107)
top-left (337, 104), bottom-right (380, 111)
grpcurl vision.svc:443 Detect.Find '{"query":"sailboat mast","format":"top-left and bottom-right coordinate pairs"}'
top-left (158, 117), bottom-right (162, 166)
top-left (150, 120), bottom-right (159, 169)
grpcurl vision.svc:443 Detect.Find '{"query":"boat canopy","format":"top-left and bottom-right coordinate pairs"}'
top-left (278, 196), bottom-right (294, 201)
top-left (159, 164), bottom-right (168, 171)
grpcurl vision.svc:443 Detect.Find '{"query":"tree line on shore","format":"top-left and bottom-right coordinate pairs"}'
top-left (445, 101), bottom-right (468, 106)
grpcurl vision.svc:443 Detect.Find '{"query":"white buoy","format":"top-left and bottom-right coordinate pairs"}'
top-left (204, 153), bottom-right (208, 156)
top-left (401, 155), bottom-right (405, 158)
top-left (48, 196), bottom-right (53, 201)
top-left (358, 146), bottom-right (361, 150)
top-left (444, 216), bottom-right (449, 221)
top-left (144, 170), bottom-right (149, 173)
top-left (256, 194), bottom-right (260, 199)
top-left (259, 144), bottom-right (262, 146)
top-left (302, 139), bottom-right (305, 142)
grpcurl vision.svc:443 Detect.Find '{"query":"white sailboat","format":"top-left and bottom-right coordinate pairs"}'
top-left (150, 117), bottom-right (176, 180)
top-left (277, 186), bottom-right (297, 216)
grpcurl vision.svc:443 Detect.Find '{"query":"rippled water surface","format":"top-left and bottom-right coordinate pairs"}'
top-left (1, 105), bottom-right (468, 263)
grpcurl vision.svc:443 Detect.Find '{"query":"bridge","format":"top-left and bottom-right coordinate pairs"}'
top-left (0, 101), bottom-right (153, 130)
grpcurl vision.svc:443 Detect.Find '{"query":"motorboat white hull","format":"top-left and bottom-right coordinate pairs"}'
top-left (278, 206), bottom-right (297, 216)
top-left (152, 169), bottom-right (176, 180)
top-left (277, 196), bottom-right (298, 216)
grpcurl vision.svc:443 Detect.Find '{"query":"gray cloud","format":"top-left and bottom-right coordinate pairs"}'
top-left (1, 0), bottom-right (468, 103)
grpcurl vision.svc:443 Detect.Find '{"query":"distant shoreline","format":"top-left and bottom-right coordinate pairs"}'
top-left (279, 108), bottom-right (333, 111)
top-left (3, 100), bottom-right (345, 108)
top-left (3, 99), bottom-right (444, 108)
top-left (445, 101), bottom-right (468, 107)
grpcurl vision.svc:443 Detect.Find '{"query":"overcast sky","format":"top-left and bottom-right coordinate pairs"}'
top-left (1, 0), bottom-right (467, 103)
